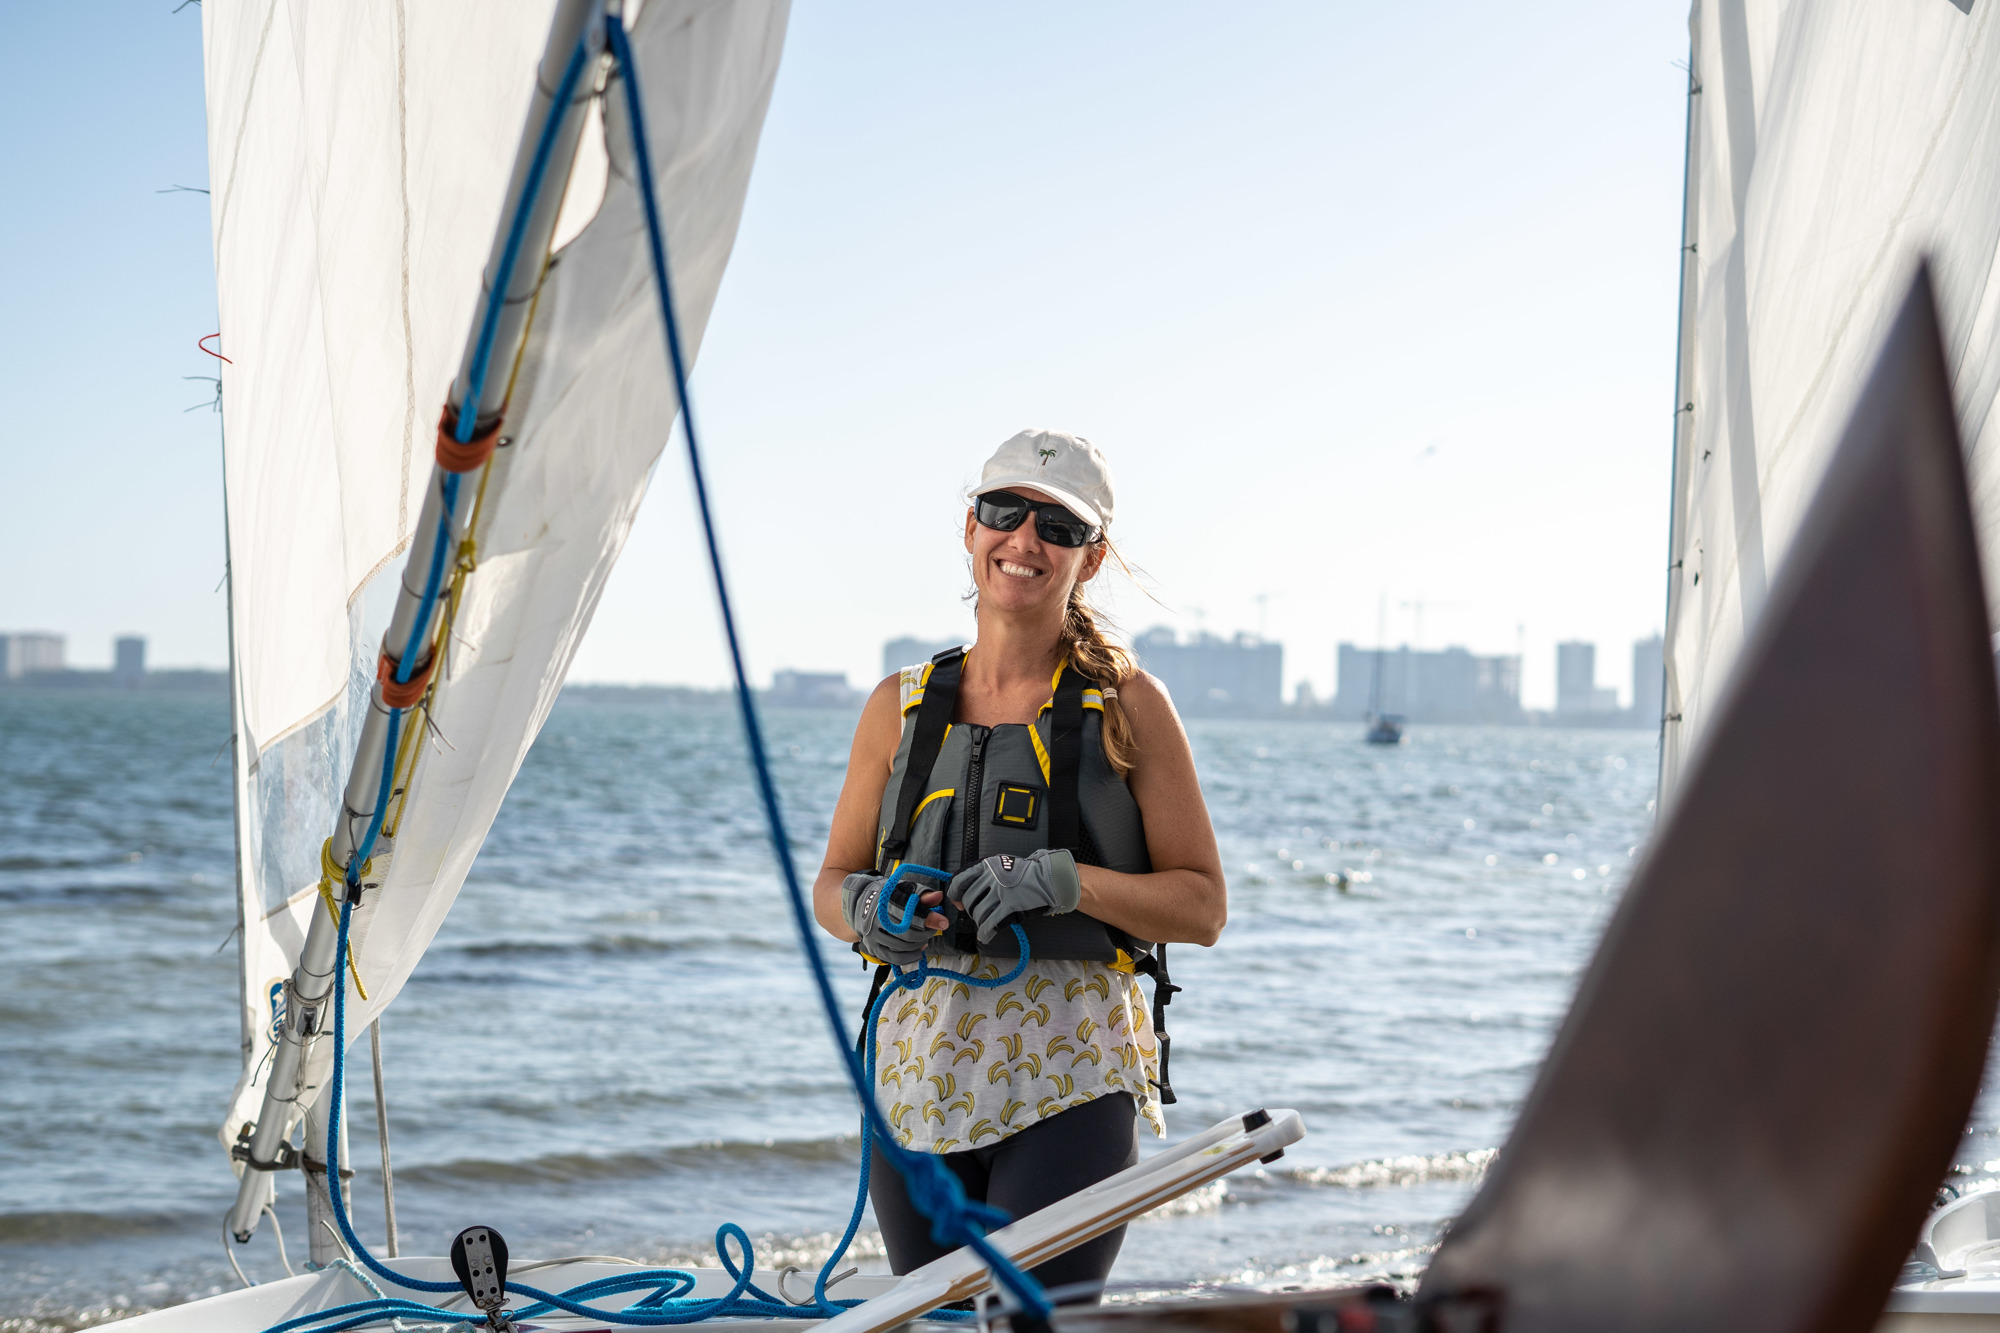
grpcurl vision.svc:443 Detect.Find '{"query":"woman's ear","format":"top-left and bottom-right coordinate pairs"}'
top-left (1077, 540), bottom-right (1108, 584)
top-left (963, 508), bottom-right (977, 552)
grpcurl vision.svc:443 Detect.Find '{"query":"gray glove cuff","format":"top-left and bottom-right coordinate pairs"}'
top-left (840, 871), bottom-right (882, 934)
top-left (1043, 848), bottom-right (1082, 914)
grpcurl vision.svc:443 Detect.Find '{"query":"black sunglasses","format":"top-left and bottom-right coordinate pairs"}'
top-left (974, 490), bottom-right (1101, 548)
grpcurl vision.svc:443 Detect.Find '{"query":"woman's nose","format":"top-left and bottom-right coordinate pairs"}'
top-left (997, 520), bottom-right (1044, 557)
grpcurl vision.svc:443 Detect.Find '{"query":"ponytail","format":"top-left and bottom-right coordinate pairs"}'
top-left (1063, 539), bottom-right (1138, 777)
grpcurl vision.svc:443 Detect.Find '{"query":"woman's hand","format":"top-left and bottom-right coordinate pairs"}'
top-left (842, 871), bottom-right (946, 965)
top-left (950, 849), bottom-right (1082, 942)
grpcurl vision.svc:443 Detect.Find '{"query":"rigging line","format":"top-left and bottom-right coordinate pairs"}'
top-left (382, 454), bottom-right (489, 837)
top-left (455, 30), bottom-right (592, 445)
top-left (382, 440), bottom-right (490, 838)
top-left (603, 12), bottom-right (1052, 1323)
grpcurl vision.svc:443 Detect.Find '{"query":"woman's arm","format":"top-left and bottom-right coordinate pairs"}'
top-left (1074, 671), bottom-right (1228, 947)
top-left (813, 674), bottom-right (946, 940)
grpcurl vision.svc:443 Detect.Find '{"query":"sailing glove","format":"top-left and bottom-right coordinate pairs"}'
top-left (950, 849), bottom-right (1082, 943)
top-left (842, 871), bottom-right (938, 967)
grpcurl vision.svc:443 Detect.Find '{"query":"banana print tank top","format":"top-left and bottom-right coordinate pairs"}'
top-left (871, 946), bottom-right (1165, 1153)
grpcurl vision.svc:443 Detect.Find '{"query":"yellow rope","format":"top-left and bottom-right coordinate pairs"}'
top-left (316, 838), bottom-right (371, 1001)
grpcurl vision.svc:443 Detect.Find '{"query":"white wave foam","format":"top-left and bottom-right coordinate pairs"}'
top-left (1288, 1148), bottom-right (1496, 1190)
top-left (640, 1229), bottom-right (888, 1271)
top-left (1234, 1242), bottom-right (1437, 1292)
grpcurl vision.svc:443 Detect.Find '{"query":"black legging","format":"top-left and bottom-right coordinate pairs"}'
top-left (868, 1092), bottom-right (1139, 1304)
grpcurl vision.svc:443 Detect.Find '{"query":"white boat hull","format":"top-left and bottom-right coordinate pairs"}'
top-left (115, 1109), bottom-right (1304, 1332)
top-left (113, 1259), bottom-right (902, 1332)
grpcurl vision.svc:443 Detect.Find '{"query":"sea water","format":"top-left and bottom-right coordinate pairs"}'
top-left (0, 686), bottom-right (1837, 1328)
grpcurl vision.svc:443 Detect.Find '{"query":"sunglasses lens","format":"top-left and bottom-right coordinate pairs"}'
top-left (977, 492), bottom-right (1029, 531)
top-left (1036, 511), bottom-right (1094, 547)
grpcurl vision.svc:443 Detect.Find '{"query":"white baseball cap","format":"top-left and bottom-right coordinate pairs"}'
top-left (970, 429), bottom-right (1115, 529)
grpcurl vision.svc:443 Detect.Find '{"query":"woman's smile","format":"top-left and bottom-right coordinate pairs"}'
top-left (996, 558), bottom-right (1045, 580)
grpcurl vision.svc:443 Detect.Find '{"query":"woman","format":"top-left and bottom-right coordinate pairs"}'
top-left (813, 428), bottom-right (1228, 1302)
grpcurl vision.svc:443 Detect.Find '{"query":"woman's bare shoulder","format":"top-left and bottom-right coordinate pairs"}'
top-left (853, 672), bottom-right (906, 763)
top-left (1113, 669), bottom-right (1185, 735)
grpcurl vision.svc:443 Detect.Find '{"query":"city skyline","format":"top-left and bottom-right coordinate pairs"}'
top-left (10, 623), bottom-right (1666, 724)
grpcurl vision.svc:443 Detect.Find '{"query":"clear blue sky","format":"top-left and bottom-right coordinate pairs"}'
top-left (0, 1), bottom-right (1692, 709)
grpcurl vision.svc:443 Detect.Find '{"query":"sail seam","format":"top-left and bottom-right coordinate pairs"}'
top-left (211, 0), bottom-right (281, 251)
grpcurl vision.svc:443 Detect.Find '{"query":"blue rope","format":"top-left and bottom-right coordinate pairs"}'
top-left (318, 898), bottom-right (866, 1326)
top-left (261, 18), bottom-right (1056, 1330)
top-left (605, 9), bottom-right (1053, 1321)
top-left (879, 862), bottom-right (950, 934)
top-left (807, 929), bottom-right (1033, 1312)
top-left (455, 33), bottom-right (593, 446)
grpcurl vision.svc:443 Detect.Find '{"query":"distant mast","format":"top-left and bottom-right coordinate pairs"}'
top-left (1365, 594), bottom-right (1403, 745)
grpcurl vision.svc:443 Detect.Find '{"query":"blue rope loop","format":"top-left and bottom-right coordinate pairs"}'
top-left (261, 17), bottom-right (1055, 1330)
top-left (880, 862), bottom-right (950, 934)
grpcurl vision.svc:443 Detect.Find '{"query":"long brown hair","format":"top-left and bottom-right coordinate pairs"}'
top-left (1062, 538), bottom-right (1138, 776)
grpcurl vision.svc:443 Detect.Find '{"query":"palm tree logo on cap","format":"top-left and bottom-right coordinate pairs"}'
top-left (1037, 447), bottom-right (1058, 466)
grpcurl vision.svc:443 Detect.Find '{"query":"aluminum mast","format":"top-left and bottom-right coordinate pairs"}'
top-left (225, 0), bottom-right (607, 1247)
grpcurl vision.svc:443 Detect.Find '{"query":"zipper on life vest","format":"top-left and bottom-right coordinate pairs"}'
top-left (950, 727), bottom-right (990, 955)
top-left (962, 726), bottom-right (988, 870)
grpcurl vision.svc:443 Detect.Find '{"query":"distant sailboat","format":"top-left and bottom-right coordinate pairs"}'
top-left (1365, 598), bottom-right (1403, 745)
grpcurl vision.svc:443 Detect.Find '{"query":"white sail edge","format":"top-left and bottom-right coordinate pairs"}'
top-left (1656, 14), bottom-right (1701, 804)
top-left (1661, 0), bottom-right (2000, 799)
top-left (207, 0), bottom-right (791, 1236)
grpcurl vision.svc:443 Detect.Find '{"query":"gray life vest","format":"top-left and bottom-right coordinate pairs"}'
top-left (867, 645), bottom-right (1181, 1104)
top-left (874, 646), bottom-right (1152, 966)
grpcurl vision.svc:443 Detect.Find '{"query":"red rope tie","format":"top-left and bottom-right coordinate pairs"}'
top-left (435, 405), bottom-right (502, 473)
top-left (377, 650), bottom-right (437, 710)
top-left (199, 332), bottom-right (233, 364)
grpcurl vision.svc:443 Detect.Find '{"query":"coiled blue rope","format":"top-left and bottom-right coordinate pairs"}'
top-left (262, 15), bottom-right (1057, 1329)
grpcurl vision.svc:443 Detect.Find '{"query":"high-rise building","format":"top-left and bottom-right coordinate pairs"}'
top-left (0, 632), bottom-right (64, 679)
top-left (1630, 635), bottom-right (1664, 726)
top-left (115, 636), bottom-right (146, 687)
top-left (1133, 627), bottom-right (1282, 718)
top-left (883, 636), bottom-right (964, 680)
top-left (766, 670), bottom-right (862, 708)
top-left (1556, 641), bottom-right (1619, 715)
top-left (1330, 644), bottom-right (1522, 722)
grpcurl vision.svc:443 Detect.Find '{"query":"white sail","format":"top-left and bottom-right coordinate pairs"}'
top-left (204, 0), bottom-right (789, 1157)
top-left (1663, 0), bottom-right (2000, 794)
